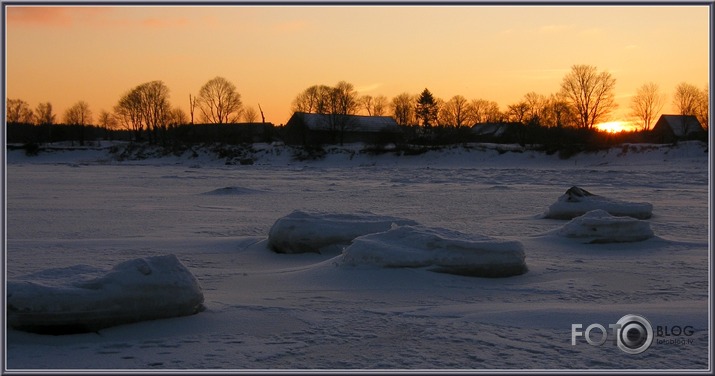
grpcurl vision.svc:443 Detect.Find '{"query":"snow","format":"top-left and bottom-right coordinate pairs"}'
top-left (3, 140), bottom-right (710, 371)
top-left (543, 186), bottom-right (654, 219)
top-left (339, 224), bottom-right (527, 277)
top-left (267, 209), bottom-right (418, 253)
top-left (7, 255), bottom-right (205, 335)
top-left (553, 209), bottom-right (655, 243)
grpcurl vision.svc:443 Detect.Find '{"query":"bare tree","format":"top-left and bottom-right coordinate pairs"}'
top-left (169, 108), bottom-right (188, 127)
top-left (696, 84), bottom-right (709, 130)
top-left (197, 76), bottom-right (243, 124)
top-left (243, 106), bottom-right (258, 123)
top-left (189, 94), bottom-right (197, 124)
top-left (673, 82), bottom-right (702, 117)
top-left (291, 84), bottom-right (332, 114)
top-left (327, 81), bottom-right (359, 145)
top-left (330, 81), bottom-right (358, 116)
top-left (6, 99), bottom-right (34, 123)
top-left (291, 86), bottom-right (316, 113)
top-left (470, 99), bottom-right (502, 123)
top-left (138, 80), bottom-right (171, 142)
top-left (64, 101), bottom-right (92, 145)
top-left (358, 94), bottom-right (389, 116)
top-left (258, 103), bottom-right (266, 123)
top-left (115, 87), bottom-right (145, 141)
top-left (507, 101), bottom-right (529, 124)
top-left (560, 64), bottom-right (617, 129)
top-left (440, 95), bottom-right (474, 127)
top-left (630, 82), bottom-right (665, 131)
top-left (542, 93), bottom-right (576, 128)
top-left (372, 95), bottom-right (388, 116)
top-left (113, 81), bottom-right (170, 142)
top-left (391, 92), bottom-right (415, 126)
top-left (523, 92), bottom-right (546, 125)
top-left (64, 101), bottom-right (92, 126)
top-left (97, 110), bottom-right (117, 130)
top-left (359, 95), bottom-right (374, 116)
top-left (34, 102), bottom-right (55, 126)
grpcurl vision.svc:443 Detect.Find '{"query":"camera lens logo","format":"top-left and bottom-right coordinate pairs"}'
top-left (616, 314), bottom-right (653, 354)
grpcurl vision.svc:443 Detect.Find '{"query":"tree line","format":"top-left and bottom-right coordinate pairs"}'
top-left (6, 76), bottom-right (258, 145)
top-left (291, 65), bottom-right (708, 132)
top-left (6, 64), bottom-right (710, 145)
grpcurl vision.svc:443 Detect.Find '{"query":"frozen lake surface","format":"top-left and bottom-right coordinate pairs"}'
top-left (4, 142), bottom-right (711, 370)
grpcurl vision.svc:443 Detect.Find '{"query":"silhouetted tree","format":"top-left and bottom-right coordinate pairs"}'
top-left (243, 106), bottom-right (258, 122)
top-left (470, 99), bottom-right (502, 123)
top-left (630, 82), bottom-right (665, 131)
top-left (560, 64), bottom-right (617, 129)
top-left (357, 94), bottom-right (388, 116)
top-left (64, 101), bottom-right (92, 145)
top-left (673, 82), bottom-right (702, 117)
top-left (115, 87), bottom-right (144, 141)
top-left (97, 110), bottom-right (118, 140)
top-left (34, 102), bottom-right (55, 126)
top-left (97, 110), bottom-right (117, 129)
top-left (189, 94), bottom-right (197, 124)
top-left (507, 101), bottom-right (529, 124)
top-left (416, 88), bottom-right (438, 127)
top-left (391, 92), bottom-right (415, 126)
top-left (169, 108), bottom-right (188, 127)
top-left (197, 76), bottom-right (243, 124)
top-left (696, 84), bottom-right (709, 130)
top-left (359, 95), bottom-right (374, 116)
top-left (138, 80), bottom-right (172, 143)
top-left (372, 95), bottom-right (388, 116)
top-left (542, 94), bottom-right (576, 128)
top-left (328, 81), bottom-right (359, 145)
top-left (440, 95), bottom-right (473, 127)
top-left (523, 92), bottom-right (546, 126)
top-left (258, 103), bottom-right (266, 123)
top-left (33, 102), bottom-right (56, 143)
top-left (6, 99), bottom-right (34, 124)
top-left (291, 84), bottom-right (332, 114)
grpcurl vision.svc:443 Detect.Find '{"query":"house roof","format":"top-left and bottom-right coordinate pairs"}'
top-left (653, 115), bottom-right (705, 136)
top-left (471, 122), bottom-right (516, 137)
top-left (287, 112), bottom-right (401, 133)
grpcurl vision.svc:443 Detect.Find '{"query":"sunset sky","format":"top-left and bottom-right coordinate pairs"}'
top-left (5, 5), bottom-right (711, 129)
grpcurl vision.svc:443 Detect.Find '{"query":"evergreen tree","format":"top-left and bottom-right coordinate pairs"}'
top-left (416, 88), bottom-right (438, 127)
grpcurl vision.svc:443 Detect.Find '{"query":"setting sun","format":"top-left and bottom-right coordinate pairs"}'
top-left (595, 121), bottom-right (635, 133)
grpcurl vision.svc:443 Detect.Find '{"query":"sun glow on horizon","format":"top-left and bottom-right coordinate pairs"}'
top-left (595, 121), bottom-right (636, 133)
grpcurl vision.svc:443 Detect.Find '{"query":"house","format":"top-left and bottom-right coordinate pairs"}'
top-left (471, 122), bottom-right (521, 142)
top-left (283, 112), bottom-right (403, 145)
top-left (651, 115), bottom-right (706, 143)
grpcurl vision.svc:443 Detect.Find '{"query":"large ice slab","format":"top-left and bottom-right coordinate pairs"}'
top-left (267, 210), bottom-right (419, 253)
top-left (544, 186), bottom-right (653, 220)
top-left (7, 254), bottom-right (205, 335)
top-left (339, 225), bottom-right (527, 277)
top-left (556, 209), bottom-right (655, 243)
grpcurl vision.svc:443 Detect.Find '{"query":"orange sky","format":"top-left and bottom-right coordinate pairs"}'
top-left (5, 5), bottom-right (711, 127)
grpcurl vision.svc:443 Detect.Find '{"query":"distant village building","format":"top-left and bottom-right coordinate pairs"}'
top-left (283, 112), bottom-right (403, 145)
top-left (471, 122), bottom-right (522, 142)
top-left (651, 115), bottom-right (706, 143)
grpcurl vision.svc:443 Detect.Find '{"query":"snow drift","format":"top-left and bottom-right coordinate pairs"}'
top-left (544, 186), bottom-right (653, 220)
top-left (7, 254), bottom-right (205, 335)
top-left (267, 210), bottom-right (419, 253)
top-left (555, 209), bottom-right (655, 243)
top-left (339, 225), bottom-right (528, 277)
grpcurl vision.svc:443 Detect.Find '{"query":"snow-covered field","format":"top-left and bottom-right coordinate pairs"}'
top-left (3, 141), bottom-right (711, 371)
